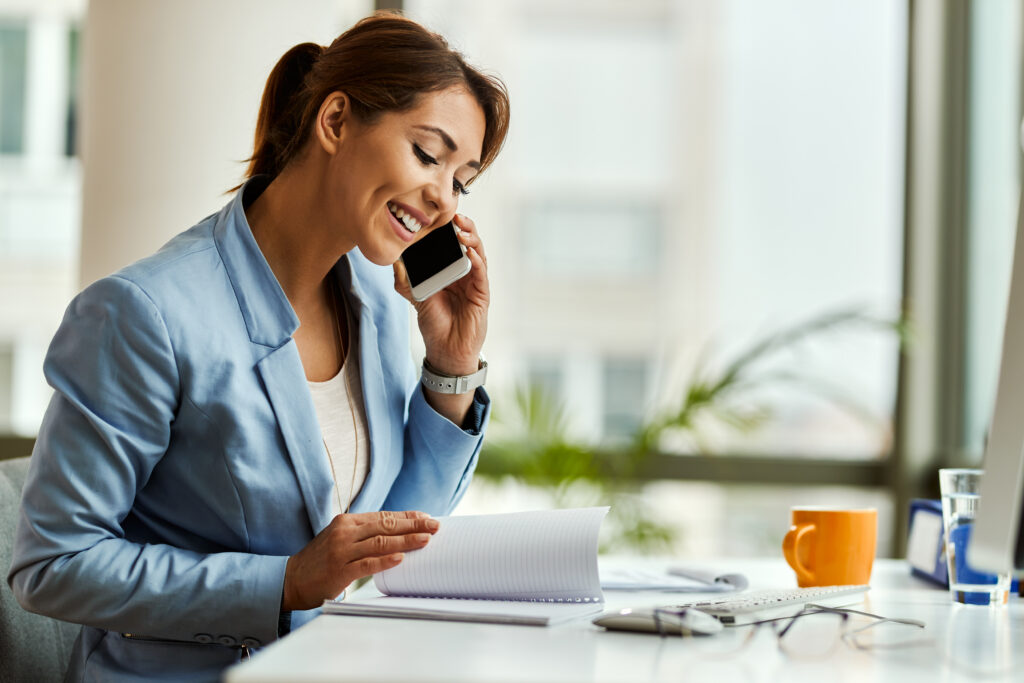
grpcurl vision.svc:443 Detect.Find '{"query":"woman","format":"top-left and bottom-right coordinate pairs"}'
top-left (8, 12), bottom-right (509, 682)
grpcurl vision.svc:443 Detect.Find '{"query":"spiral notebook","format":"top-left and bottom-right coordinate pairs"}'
top-left (323, 507), bottom-right (608, 626)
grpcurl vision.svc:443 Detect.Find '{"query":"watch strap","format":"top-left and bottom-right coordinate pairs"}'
top-left (421, 357), bottom-right (488, 395)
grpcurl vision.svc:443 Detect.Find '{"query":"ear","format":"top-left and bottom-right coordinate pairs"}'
top-left (314, 91), bottom-right (352, 155)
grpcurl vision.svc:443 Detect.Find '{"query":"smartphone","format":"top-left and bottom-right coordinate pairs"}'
top-left (400, 221), bottom-right (472, 302)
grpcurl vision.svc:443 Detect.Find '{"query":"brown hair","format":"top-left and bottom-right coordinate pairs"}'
top-left (243, 12), bottom-right (510, 184)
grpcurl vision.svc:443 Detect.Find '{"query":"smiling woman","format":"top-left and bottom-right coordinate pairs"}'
top-left (6, 11), bottom-right (509, 683)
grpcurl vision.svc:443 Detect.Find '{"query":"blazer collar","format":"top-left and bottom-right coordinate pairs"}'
top-left (213, 176), bottom-right (300, 348)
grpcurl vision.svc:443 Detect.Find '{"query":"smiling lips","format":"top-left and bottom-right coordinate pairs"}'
top-left (387, 201), bottom-right (424, 234)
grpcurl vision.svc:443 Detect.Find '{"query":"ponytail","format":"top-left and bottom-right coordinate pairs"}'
top-left (245, 42), bottom-right (322, 181)
top-left (239, 13), bottom-right (510, 187)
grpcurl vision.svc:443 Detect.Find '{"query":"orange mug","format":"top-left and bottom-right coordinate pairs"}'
top-left (782, 507), bottom-right (877, 587)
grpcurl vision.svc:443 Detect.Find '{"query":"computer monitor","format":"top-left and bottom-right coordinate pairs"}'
top-left (968, 186), bottom-right (1024, 578)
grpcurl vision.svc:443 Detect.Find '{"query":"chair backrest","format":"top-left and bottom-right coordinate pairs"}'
top-left (1, 456), bottom-right (81, 683)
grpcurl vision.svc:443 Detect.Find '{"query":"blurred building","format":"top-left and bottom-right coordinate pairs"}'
top-left (0, 0), bottom-right (82, 434)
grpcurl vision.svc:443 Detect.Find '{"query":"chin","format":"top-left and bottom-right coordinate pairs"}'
top-left (358, 244), bottom-right (404, 267)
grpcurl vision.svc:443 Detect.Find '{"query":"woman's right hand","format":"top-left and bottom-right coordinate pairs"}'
top-left (281, 510), bottom-right (439, 611)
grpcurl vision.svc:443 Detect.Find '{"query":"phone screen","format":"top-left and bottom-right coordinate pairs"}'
top-left (402, 222), bottom-right (464, 287)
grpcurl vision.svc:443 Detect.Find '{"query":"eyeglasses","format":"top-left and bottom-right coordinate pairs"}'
top-left (777, 604), bottom-right (929, 657)
top-left (652, 603), bottom-right (929, 660)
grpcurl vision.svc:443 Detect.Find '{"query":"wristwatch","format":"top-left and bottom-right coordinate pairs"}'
top-left (421, 356), bottom-right (488, 395)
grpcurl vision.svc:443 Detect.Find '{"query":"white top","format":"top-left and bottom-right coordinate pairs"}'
top-left (307, 306), bottom-right (369, 517)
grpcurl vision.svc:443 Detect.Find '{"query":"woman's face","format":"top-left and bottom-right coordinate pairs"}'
top-left (324, 86), bottom-right (487, 266)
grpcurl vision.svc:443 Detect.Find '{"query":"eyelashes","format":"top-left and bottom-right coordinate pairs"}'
top-left (412, 143), bottom-right (437, 166)
top-left (413, 144), bottom-right (470, 197)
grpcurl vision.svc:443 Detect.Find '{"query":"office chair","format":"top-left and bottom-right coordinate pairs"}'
top-left (0, 456), bottom-right (80, 683)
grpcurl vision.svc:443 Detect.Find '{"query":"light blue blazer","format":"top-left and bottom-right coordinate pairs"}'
top-left (7, 179), bottom-right (489, 682)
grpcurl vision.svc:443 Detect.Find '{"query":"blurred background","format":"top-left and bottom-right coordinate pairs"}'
top-left (0, 0), bottom-right (1019, 558)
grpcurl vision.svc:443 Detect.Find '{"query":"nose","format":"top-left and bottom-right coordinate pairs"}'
top-left (423, 176), bottom-right (457, 219)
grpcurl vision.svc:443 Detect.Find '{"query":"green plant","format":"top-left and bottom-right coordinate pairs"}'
top-left (479, 307), bottom-right (910, 553)
top-left (482, 384), bottom-right (675, 554)
top-left (638, 308), bottom-right (911, 455)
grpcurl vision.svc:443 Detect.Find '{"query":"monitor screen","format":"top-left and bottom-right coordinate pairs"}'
top-left (969, 187), bottom-right (1024, 577)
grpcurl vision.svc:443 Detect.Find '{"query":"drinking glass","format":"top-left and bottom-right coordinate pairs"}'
top-left (938, 468), bottom-right (1012, 606)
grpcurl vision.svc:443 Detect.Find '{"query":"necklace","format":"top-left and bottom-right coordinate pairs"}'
top-left (321, 278), bottom-right (360, 515)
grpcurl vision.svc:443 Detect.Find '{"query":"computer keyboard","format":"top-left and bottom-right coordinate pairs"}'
top-left (673, 585), bottom-right (870, 623)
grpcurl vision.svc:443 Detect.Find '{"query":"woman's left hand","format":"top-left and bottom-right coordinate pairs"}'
top-left (394, 214), bottom-right (488, 418)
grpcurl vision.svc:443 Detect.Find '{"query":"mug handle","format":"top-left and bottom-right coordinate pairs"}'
top-left (782, 523), bottom-right (816, 585)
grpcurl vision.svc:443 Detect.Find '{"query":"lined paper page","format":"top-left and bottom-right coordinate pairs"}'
top-left (374, 507), bottom-right (608, 602)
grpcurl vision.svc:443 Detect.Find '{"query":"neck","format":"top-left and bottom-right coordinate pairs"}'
top-left (245, 157), bottom-right (355, 310)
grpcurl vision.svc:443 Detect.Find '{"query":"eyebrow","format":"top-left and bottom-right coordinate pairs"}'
top-left (415, 125), bottom-right (481, 170)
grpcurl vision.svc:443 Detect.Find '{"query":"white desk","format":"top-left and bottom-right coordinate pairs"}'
top-left (225, 558), bottom-right (1024, 683)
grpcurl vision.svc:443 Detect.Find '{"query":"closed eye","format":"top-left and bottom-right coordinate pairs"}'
top-left (413, 144), bottom-right (438, 166)
top-left (416, 143), bottom-right (469, 197)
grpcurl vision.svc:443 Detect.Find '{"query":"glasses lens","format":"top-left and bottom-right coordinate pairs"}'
top-left (844, 618), bottom-right (931, 651)
top-left (691, 624), bottom-right (759, 658)
top-left (777, 610), bottom-right (845, 659)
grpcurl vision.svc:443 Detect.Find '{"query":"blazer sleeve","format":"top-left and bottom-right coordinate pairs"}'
top-left (6, 276), bottom-right (287, 646)
top-left (382, 382), bottom-right (490, 515)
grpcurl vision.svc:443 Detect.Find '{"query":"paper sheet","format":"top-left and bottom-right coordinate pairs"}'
top-left (600, 567), bottom-right (747, 593)
top-left (374, 507), bottom-right (608, 602)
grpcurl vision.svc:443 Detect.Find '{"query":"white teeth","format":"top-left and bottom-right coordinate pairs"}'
top-left (388, 202), bottom-right (422, 233)
top-left (401, 214), bottom-right (422, 233)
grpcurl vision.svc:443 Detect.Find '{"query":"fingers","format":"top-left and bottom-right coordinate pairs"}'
top-left (354, 530), bottom-right (433, 557)
top-left (283, 511), bottom-right (438, 611)
top-left (463, 243), bottom-right (487, 287)
top-left (347, 510), bottom-right (440, 540)
top-left (346, 510), bottom-right (429, 523)
top-left (393, 260), bottom-right (414, 301)
top-left (347, 553), bottom-right (405, 579)
top-left (452, 214), bottom-right (489, 302)
top-left (454, 214), bottom-right (486, 266)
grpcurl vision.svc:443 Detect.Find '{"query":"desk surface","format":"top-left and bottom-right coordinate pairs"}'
top-left (225, 558), bottom-right (1024, 683)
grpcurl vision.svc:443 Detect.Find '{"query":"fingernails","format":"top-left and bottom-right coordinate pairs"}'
top-left (416, 534), bottom-right (431, 543)
top-left (426, 519), bottom-right (440, 531)
top-left (390, 553), bottom-right (404, 562)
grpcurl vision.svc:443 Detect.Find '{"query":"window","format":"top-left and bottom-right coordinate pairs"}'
top-left (521, 201), bottom-right (661, 278)
top-left (0, 344), bottom-right (12, 432)
top-left (602, 357), bottom-right (648, 442)
top-left (521, 354), bottom-right (649, 443)
top-left (407, 0), bottom-right (919, 557)
top-left (409, 0), bottom-right (907, 459)
top-left (526, 356), bottom-right (564, 402)
top-left (0, 21), bottom-right (27, 154)
top-left (65, 25), bottom-right (79, 157)
top-left (0, 8), bottom-right (82, 437)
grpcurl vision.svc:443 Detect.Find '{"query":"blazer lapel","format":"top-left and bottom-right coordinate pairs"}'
top-left (257, 341), bottom-right (334, 535)
top-left (214, 178), bottom-right (334, 535)
top-left (343, 259), bottom-right (395, 511)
